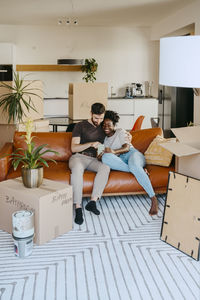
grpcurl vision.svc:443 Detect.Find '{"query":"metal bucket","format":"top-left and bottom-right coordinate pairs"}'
top-left (21, 166), bottom-right (43, 188)
top-left (13, 234), bottom-right (34, 258)
top-left (12, 210), bottom-right (34, 258)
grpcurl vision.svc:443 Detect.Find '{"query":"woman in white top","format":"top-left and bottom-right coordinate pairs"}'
top-left (100, 110), bottom-right (158, 216)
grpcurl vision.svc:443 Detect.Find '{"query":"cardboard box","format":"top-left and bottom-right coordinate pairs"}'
top-left (68, 82), bottom-right (108, 121)
top-left (0, 119), bottom-right (49, 150)
top-left (0, 124), bottom-right (15, 149)
top-left (17, 119), bottom-right (50, 132)
top-left (161, 126), bottom-right (200, 179)
top-left (161, 171), bottom-right (200, 260)
top-left (0, 178), bottom-right (73, 245)
top-left (0, 80), bottom-right (44, 124)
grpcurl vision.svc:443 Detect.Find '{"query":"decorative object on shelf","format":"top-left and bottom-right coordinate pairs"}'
top-left (125, 85), bottom-right (132, 98)
top-left (81, 58), bottom-right (98, 82)
top-left (57, 59), bottom-right (84, 65)
top-left (5, 119), bottom-right (59, 188)
top-left (144, 81), bottom-right (153, 97)
top-left (0, 72), bottom-right (42, 124)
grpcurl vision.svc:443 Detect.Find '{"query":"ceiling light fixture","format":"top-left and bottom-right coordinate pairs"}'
top-left (57, 0), bottom-right (78, 26)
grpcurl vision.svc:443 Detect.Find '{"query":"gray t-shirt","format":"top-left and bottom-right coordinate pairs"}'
top-left (104, 128), bottom-right (133, 151)
top-left (72, 120), bottom-right (105, 157)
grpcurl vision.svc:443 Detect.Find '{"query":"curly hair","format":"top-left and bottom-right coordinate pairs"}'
top-left (104, 110), bottom-right (120, 125)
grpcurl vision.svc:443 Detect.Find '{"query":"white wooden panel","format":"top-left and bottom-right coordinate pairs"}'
top-left (107, 99), bottom-right (134, 114)
top-left (115, 116), bottom-right (134, 130)
top-left (0, 43), bottom-right (15, 64)
top-left (44, 99), bottom-right (68, 117)
top-left (134, 98), bottom-right (158, 129)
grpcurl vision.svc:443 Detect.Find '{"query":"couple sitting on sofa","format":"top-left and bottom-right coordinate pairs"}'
top-left (69, 102), bottom-right (158, 225)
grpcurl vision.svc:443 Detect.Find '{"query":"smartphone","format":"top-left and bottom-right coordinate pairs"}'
top-left (97, 143), bottom-right (105, 155)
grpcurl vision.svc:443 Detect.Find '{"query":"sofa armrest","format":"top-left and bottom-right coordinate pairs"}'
top-left (0, 143), bottom-right (14, 181)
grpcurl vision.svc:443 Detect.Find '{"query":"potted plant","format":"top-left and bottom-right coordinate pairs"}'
top-left (81, 58), bottom-right (98, 82)
top-left (8, 119), bottom-right (59, 188)
top-left (0, 72), bottom-right (42, 124)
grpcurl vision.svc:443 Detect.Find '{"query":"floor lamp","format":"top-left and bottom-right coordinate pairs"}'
top-left (159, 36), bottom-right (200, 96)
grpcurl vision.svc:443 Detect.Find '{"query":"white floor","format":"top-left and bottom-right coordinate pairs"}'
top-left (0, 194), bottom-right (199, 300)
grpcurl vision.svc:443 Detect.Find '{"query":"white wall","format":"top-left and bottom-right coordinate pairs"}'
top-left (151, 0), bottom-right (200, 40)
top-left (0, 25), bottom-right (158, 98)
top-left (151, 0), bottom-right (200, 125)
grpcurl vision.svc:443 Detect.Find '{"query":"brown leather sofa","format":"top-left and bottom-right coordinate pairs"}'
top-left (0, 127), bottom-right (174, 196)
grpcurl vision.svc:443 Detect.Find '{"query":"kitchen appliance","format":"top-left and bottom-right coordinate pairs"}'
top-left (0, 64), bottom-right (13, 81)
top-left (131, 83), bottom-right (137, 97)
top-left (135, 83), bottom-right (144, 96)
top-left (158, 85), bottom-right (194, 137)
top-left (130, 82), bottom-right (144, 97)
top-left (57, 59), bottom-right (83, 65)
top-left (130, 83), bottom-right (144, 97)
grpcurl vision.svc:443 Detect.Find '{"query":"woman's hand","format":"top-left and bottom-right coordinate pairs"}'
top-left (97, 152), bottom-right (104, 161)
top-left (125, 131), bottom-right (132, 144)
top-left (104, 147), bottom-right (115, 154)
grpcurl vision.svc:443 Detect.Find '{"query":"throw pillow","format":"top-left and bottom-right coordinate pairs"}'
top-left (144, 135), bottom-right (174, 167)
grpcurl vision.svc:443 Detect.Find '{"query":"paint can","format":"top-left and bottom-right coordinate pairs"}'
top-left (13, 234), bottom-right (34, 258)
top-left (12, 210), bottom-right (34, 258)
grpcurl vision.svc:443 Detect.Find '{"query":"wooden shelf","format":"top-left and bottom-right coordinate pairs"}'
top-left (16, 65), bottom-right (82, 72)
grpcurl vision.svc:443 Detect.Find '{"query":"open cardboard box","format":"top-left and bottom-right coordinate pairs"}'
top-left (161, 171), bottom-right (200, 260)
top-left (161, 126), bottom-right (200, 179)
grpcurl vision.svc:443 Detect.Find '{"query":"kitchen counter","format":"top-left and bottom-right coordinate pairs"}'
top-left (44, 97), bottom-right (158, 130)
top-left (44, 97), bottom-right (157, 100)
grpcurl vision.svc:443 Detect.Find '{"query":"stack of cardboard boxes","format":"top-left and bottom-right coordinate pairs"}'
top-left (0, 80), bottom-right (49, 149)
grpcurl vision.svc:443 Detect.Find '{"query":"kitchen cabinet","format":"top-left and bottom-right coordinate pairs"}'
top-left (134, 99), bottom-right (158, 129)
top-left (43, 97), bottom-right (158, 131)
top-left (0, 43), bottom-right (15, 64)
top-left (107, 99), bottom-right (134, 130)
top-left (44, 98), bottom-right (68, 117)
top-left (108, 98), bottom-right (158, 130)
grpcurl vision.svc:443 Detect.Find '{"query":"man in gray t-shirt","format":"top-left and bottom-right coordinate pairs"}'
top-left (69, 103), bottom-right (110, 225)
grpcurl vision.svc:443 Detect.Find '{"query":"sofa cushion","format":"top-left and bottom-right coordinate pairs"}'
top-left (130, 127), bottom-right (163, 154)
top-left (144, 135), bottom-right (174, 167)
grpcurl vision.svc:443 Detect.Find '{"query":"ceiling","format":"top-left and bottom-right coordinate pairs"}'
top-left (0, 0), bottom-right (196, 27)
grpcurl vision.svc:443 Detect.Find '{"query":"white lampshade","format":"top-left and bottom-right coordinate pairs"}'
top-left (159, 36), bottom-right (200, 88)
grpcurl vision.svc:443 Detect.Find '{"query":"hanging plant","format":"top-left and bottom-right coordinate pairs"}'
top-left (81, 58), bottom-right (98, 83)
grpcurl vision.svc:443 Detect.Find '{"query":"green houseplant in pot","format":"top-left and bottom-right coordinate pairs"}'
top-left (81, 58), bottom-right (98, 82)
top-left (0, 72), bottom-right (42, 124)
top-left (9, 119), bottom-right (59, 188)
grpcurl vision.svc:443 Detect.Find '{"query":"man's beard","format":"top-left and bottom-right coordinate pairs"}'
top-left (91, 118), bottom-right (98, 126)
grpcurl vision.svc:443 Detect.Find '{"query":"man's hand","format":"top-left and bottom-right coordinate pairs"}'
top-left (91, 141), bottom-right (100, 149)
top-left (71, 137), bottom-right (100, 153)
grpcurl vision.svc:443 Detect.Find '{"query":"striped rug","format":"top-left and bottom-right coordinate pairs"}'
top-left (0, 194), bottom-right (199, 300)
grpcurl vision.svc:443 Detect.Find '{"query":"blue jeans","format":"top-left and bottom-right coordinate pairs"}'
top-left (102, 148), bottom-right (155, 198)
